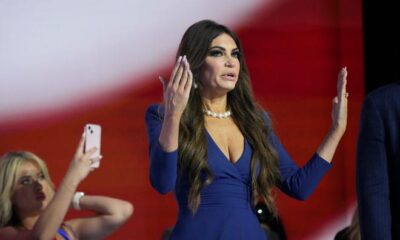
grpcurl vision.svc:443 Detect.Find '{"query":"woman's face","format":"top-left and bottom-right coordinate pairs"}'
top-left (199, 33), bottom-right (240, 97)
top-left (12, 161), bottom-right (52, 216)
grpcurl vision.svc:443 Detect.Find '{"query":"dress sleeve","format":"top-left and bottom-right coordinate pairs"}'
top-left (356, 96), bottom-right (391, 239)
top-left (269, 128), bottom-right (332, 201)
top-left (145, 104), bottom-right (178, 194)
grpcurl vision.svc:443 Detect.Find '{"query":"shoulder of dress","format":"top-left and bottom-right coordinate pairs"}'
top-left (145, 104), bottom-right (165, 120)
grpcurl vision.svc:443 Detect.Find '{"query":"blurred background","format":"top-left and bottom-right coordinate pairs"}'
top-left (1, 0), bottom-right (398, 239)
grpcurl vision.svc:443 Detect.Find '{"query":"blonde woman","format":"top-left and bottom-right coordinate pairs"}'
top-left (0, 135), bottom-right (133, 240)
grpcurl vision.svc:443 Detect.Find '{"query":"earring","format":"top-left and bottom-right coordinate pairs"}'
top-left (193, 82), bottom-right (198, 89)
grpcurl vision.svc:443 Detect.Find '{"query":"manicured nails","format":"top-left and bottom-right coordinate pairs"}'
top-left (177, 55), bottom-right (189, 65)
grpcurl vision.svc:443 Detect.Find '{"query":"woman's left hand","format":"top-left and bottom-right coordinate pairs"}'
top-left (316, 67), bottom-right (348, 162)
top-left (65, 134), bottom-right (98, 187)
top-left (331, 67), bottom-right (348, 136)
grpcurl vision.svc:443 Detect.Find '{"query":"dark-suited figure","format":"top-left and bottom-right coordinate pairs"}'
top-left (356, 82), bottom-right (400, 239)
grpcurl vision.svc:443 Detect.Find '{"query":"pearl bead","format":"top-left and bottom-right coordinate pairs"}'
top-left (203, 109), bottom-right (231, 119)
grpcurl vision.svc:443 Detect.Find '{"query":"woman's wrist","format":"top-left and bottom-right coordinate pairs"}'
top-left (60, 176), bottom-right (79, 194)
top-left (328, 126), bottom-right (345, 140)
top-left (163, 109), bottom-right (183, 121)
top-left (63, 170), bottom-right (82, 189)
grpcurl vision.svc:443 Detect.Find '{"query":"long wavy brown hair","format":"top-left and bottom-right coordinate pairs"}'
top-left (174, 20), bottom-right (280, 215)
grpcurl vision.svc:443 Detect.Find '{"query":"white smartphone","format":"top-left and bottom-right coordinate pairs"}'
top-left (84, 124), bottom-right (102, 168)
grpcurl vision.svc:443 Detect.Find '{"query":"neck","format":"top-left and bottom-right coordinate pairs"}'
top-left (18, 212), bottom-right (40, 230)
top-left (202, 95), bottom-right (228, 112)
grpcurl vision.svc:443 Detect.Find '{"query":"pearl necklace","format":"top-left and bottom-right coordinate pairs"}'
top-left (203, 109), bottom-right (232, 119)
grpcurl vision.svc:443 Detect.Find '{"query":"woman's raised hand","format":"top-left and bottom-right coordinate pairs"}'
top-left (66, 134), bottom-right (99, 185)
top-left (159, 55), bottom-right (193, 117)
top-left (331, 67), bottom-right (348, 136)
top-left (316, 67), bottom-right (349, 162)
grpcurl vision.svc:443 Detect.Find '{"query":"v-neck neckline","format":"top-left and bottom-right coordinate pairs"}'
top-left (205, 129), bottom-right (246, 165)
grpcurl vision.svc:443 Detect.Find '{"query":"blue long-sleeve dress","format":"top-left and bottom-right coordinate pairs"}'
top-left (145, 104), bottom-right (331, 240)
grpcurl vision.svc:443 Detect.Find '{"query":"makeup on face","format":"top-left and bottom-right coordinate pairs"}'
top-left (199, 34), bottom-right (241, 95)
top-left (14, 162), bottom-right (48, 202)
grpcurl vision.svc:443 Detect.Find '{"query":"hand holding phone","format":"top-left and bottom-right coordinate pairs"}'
top-left (84, 124), bottom-right (102, 168)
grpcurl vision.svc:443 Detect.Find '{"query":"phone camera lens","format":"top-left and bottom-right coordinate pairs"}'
top-left (91, 130), bottom-right (94, 134)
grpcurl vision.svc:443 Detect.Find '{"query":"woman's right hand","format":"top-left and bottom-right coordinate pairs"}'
top-left (330, 67), bottom-right (348, 137)
top-left (65, 134), bottom-right (98, 186)
top-left (159, 55), bottom-right (193, 118)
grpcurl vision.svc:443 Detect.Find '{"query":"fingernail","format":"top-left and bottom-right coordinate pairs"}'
top-left (178, 56), bottom-right (182, 62)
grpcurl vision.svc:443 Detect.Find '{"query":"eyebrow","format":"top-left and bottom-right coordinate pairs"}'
top-left (208, 46), bottom-right (239, 52)
top-left (18, 171), bottom-right (42, 179)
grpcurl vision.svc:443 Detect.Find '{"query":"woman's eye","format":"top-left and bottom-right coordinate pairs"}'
top-left (21, 178), bottom-right (33, 185)
top-left (232, 51), bottom-right (240, 58)
top-left (38, 173), bottom-right (45, 181)
top-left (209, 50), bottom-right (223, 57)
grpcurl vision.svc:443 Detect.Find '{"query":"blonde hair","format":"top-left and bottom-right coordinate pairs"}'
top-left (0, 151), bottom-right (54, 227)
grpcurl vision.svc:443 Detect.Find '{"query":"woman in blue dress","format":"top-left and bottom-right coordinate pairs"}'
top-left (145, 19), bottom-right (348, 240)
